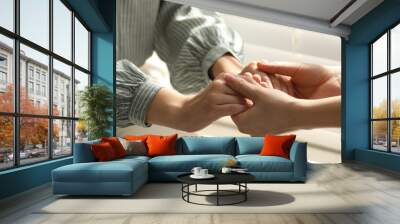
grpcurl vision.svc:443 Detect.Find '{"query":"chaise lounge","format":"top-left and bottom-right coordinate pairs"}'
top-left (52, 136), bottom-right (307, 196)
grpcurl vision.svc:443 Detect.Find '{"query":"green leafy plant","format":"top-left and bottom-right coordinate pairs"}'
top-left (79, 84), bottom-right (113, 140)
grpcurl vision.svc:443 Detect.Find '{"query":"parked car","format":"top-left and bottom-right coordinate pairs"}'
top-left (7, 153), bottom-right (13, 162)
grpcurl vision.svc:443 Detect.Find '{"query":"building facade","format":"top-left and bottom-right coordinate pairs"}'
top-left (0, 41), bottom-right (74, 154)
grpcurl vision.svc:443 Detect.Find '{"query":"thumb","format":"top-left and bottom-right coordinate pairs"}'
top-left (223, 73), bottom-right (259, 100)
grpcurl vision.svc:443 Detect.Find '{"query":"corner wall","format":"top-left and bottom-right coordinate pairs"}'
top-left (343, 0), bottom-right (400, 171)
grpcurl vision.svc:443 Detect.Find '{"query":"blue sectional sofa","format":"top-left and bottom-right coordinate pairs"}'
top-left (52, 136), bottom-right (307, 196)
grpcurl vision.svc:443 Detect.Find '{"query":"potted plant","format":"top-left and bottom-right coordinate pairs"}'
top-left (79, 84), bottom-right (113, 140)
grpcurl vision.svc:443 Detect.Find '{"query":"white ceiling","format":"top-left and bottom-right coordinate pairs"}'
top-left (224, 0), bottom-right (352, 21)
top-left (167, 0), bottom-right (384, 37)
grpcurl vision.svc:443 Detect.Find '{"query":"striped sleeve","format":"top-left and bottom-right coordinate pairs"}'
top-left (116, 59), bottom-right (162, 127)
top-left (154, 2), bottom-right (244, 94)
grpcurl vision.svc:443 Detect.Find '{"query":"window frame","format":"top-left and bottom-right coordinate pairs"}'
top-left (0, 0), bottom-right (92, 171)
top-left (370, 21), bottom-right (400, 154)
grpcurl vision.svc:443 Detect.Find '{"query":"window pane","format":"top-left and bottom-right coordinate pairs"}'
top-left (53, 0), bottom-right (72, 60)
top-left (391, 72), bottom-right (400, 118)
top-left (0, 116), bottom-right (13, 170)
top-left (20, 44), bottom-right (49, 115)
top-left (74, 69), bottom-right (89, 117)
top-left (20, 117), bottom-right (49, 165)
top-left (391, 24), bottom-right (400, 70)
top-left (372, 33), bottom-right (387, 76)
top-left (74, 18), bottom-right (89, 70)
top-left (53, 59), bottom-right (72, 117)
top-left (75, 120), bottom-right (88, 143)
top-left (53, 119), bottom-right (72, 158)
top-left (391, 120), bottom-right (400, 153)
top-left (0, 0), bottom-right (14, 31)
top-left (75, 18), bottom-right (89, 70)
top-left (372, 121), bottom-right (388, 151)
top-left (20, 0), bottom-right (49, 49)
top-left (372, 76), bottom-right (387, 119)
top-left (0, 34), bottom-right (14, 112)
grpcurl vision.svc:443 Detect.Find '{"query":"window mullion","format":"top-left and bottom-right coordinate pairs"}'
top-left (48, 0), bottom-right (54, 160)
top-left (71, 10), bottom-right (76, 155)
top-left (370, 45), bottom-right (373, 149)
top-left (13, 0), bottom-right (20, 167)
top-left (388, 30), bottom-right (391, 153)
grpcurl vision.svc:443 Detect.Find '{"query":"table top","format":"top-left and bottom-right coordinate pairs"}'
top-left (177, 172), bottom-right (255, 185)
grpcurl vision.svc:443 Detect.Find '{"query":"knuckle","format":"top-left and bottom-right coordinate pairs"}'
top-left (249, 61), bottom-right (258, 69)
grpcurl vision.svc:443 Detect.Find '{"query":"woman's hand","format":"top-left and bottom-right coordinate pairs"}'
top-left (223, 73), bottom-right (341, 136)
top-left (146, 76), bottom-right (249, 132)
top-left (241, 61), bottom-right (341, 99)
top-left (178, 77), bottom-right (250, 132)
top-left (225, 72), bottom-right (299, 135)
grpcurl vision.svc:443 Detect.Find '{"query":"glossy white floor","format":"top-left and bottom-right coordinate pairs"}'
top-left (0, 162), bottom-right (400, 224)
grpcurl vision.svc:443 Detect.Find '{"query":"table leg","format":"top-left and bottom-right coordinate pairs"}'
top-left (181, 184), bottom-right (183, 199)
top-left (217, 184), bottom-right (219, 206)
top-left (195, 184), bottom-right (198, 192)
top-left (245, 183), bottom-right (247, 201)
top-left (187, 184), bottom-right (190, 202)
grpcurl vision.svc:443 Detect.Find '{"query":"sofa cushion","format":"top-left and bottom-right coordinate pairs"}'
top-left (73, 140), bottom-right (100, 163)
top-left (91, 142), bottom-right (118, 161)
top-left (101, 137), bottom-right (127, 158)
top-left (119, 139), bottom-right (148, 156)
top-left (147, 134), bottom-right (178, 157)
top-left (260, 134), bottom-right (296, 159)
top-left (53, 158), bottom-right (147, 183)
top-left (235, 137), bottom-right (263, 155)
top-left (115, 155), bottom-right (150, 163)
top-left (236, 155), bottom-right (293, 172)
top-left (149, 154), bottom-right (235, 172)
top-left (179, 137), bottom-right (236, 155)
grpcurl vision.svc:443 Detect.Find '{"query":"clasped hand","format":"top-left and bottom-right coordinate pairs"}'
top-left (219, 61), bottom-right (341, 136)
top-left (146, 61), bottom-right (341, 135)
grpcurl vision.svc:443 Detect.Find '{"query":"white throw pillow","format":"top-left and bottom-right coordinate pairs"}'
top-left (119, 138), bottom-right (147, 156)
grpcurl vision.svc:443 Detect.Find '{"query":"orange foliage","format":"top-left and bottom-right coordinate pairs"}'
top-left (0, 84), bottom-right (59, 149)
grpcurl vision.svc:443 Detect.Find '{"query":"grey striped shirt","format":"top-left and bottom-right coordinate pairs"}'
top-left (116, 0), bottom-right (243, 127)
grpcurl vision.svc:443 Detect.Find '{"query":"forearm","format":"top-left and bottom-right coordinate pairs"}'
top-left (210, 53), bottom-right (243, 79)
top-left (292, 96), bottom-right (341, 129)
top-left (146, 88), bottom-right (190, 131)
top-left (145, 76), bottom-right (248, 133)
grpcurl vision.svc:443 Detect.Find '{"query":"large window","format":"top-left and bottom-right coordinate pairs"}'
top-left (370, 23), bottom-right (400, 154)
top-left (0, 0), bottom-right (91, 171)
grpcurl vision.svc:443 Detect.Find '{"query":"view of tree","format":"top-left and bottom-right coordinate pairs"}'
top-left (372, 99), bottom-right (400, 143)
top-left (373, 100), bottom-right (388, 140)
top-left (0, 84), bottom-right (59, 152)
top-left (75, 119), bottom-right (87, 142)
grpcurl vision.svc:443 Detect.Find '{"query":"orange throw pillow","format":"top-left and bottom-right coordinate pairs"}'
top-left (101, 137), bottom-right (126, 158)
top-left (260, 134), bottom-right (296, 159)
top-left (146, 134), bottom-right (178, 157)
top-left (124, 135), bottom-right (149, 141)
top-left (91, 142), bottom-right (117, 162)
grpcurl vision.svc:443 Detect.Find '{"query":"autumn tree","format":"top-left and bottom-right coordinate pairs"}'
top-left (372, 100), bottom-right (388, 140)
top-left (0, 84), bottom-right (60, 153)
top-left (0, 85), bottom-right (14, 151)
top-left (372, 99), bottom-right (400, 144)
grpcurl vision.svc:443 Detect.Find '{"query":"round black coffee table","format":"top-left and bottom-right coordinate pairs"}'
top-left (177, 173), bottom-right (255, 206)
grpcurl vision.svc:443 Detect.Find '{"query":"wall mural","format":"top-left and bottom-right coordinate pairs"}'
top-left (115, 0), bottom-right (342, 163)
